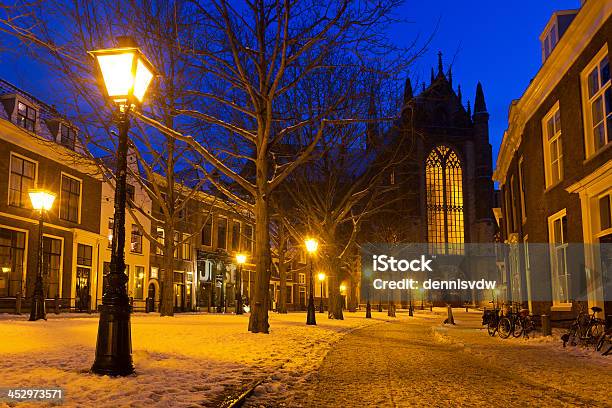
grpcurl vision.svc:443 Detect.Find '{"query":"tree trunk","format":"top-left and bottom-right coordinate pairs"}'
top-left (248, 185), bottom-right (271, 333)
top-left (159, 224), bottom-right (175, 317)
top-left (277, 224), bottom-right (288, 314)
top-left (327, 258), bottom-right (344, 320)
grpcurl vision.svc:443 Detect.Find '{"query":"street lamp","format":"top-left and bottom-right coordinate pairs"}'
top-left (89, 36), bottom-right (156, 376)
top-left (317, 272), bottom-right (326, 313)
top-left (235, 253), bottom-right (246, 315)
top-left (305, 238), bottom-right (318, 325)
top-left (28, 189), bottom-right (56, 321)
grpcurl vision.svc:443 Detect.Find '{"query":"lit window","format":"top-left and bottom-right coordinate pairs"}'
top-left (173, 231), bottom-right (181, 259)
top-left (298, 273), bottom-right (306, 284)
top-left (182, 233), bottom-right (191, 260)
top-left (9, 154), bottom-right (36, 208)
top-left (231, 221), bottom-right (240, 251)
top-left (16, 101), bottom-right (36, 132)
top-left (130, 224), bottom-right (143, 254)
top-left (548, 210), bottom-right (570, 305)
top-left (43, 236), bottom-right (62, 298)
top-left (134, 266), bottom-right (145, 299)
top-left (244, 224), bottom-right (253, 253)
top-left (156, 227), bottom-right (164, 255)
top-left (542, 103), bottom-right (563, 187)
top-left (150, 266), bottom-right (159, 279)
top-left (217, 217), bottom-right (227, 250)
top-left (581, 48), bottom-right (610, 156)
top-left (425, 145), bottom-right (464, 254)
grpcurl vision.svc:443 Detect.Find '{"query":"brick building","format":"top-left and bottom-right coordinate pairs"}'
top-left (494, 1), bottom-right (611, 320)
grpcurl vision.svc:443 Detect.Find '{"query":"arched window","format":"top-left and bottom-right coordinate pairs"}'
top-left (425, 146), bottom-right (464, 254)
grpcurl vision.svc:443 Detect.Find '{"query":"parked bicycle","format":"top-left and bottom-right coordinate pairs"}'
top-left (561, 305), bottom-right (606, 348)
top-left (482, 307), bottom-right (501, 337)
top-left (496, 302), bottom-right (534, 339)
top-left (595, 328), bottom-right (612, 356)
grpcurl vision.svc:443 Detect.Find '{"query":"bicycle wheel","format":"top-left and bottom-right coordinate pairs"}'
top-left (587, 322), bottom-right (606, 345)
top-left (498, 317), bottom-right (512, 339)
top-left (512, 318), bottom-right (524, 338)
top-left (487, 320), bottom-right (498, 336)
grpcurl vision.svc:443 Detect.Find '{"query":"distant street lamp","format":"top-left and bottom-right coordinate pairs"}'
top-left (89, 36), bottom-right (156, 376)
top-left (28, 189), bottom-right (56, 321)
top-left (235, 253), bottom-right (246, 315)
top-left (305, 238), bottom-right (318, 325)
top-left (317, 272), bottom-right (326, 313)
top-left (339, 284), bottom-right (346, 311)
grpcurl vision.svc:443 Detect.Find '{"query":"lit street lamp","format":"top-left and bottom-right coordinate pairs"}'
top-left (235, 253), bottom-right (246, 315)
top-left (305, 238), bottom-right (318, 325)
top-left (89, 36), bottom-right (156, 376)
top-left (340, 284), bottom-right (346, 311)
top-left (317, 272), bottom-right (325, 313)
top-left (28, 189), bottom-right (56, 321)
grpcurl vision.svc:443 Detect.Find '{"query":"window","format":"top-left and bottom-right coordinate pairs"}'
top-left (134, 266), bottom-right (145, 299)
top-left (77, 243), bottom-right (92, 267)
top-left (60, 175), bottom-right (81, 223)
top-left (16, 101), bottom-right (36, 132)
top-left (518, 157), bottom-right (527, 223)
top-left (244, 224), bottom-right (254, 253)
top-left (425, 145), bottom-right (464, 254)
top-left (0, 228), bottom-right (26, 297)
top-left (173, 231), bottom-right (181, 259)
top-left (107, 218), bottom-right (114, 248)
top-left (9, 154), bottom-right (36, 208)
top-left (43, 236), bottom-right (62, 298)
top-left (541, 23), bottom-right (558, 62)
top-left (217, 217), bottom-right (227, 250)
top-left (542, 103), bottom-right (563, 187)
top-left (150, 266), bottom-right (159, 279)
top-left (581, 48), bottom-right (610, 156)
top-left (600, 193), bottom-right (611, 232)
top-left (156, 227), bottom-right (164, 255)
top-left (60, 124), bottom-right (77, 150)
top-left (126, 184), bottom-right (135, 208)
top-left (182, 233), bottom-right (191, 260)
top-left (298, 273), bottom-right (306, 284)
top-left (231, 221), bottom-right (240, 251)
top-left (202, 217), bottom-right (212, 246)
top-left (548, 210), bottom-right (570, 305)
top-left (510, 176), bottom-right (518, 233)
top-left (131, 224), bottom-right (143, 254)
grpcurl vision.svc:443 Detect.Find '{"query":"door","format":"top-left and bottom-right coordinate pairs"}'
top-left (76, 267), bottom-right (90, 312)
top-left (148, 283), bottom-right (156, 312)
top-left (174, 284), bottom-right (183, 311)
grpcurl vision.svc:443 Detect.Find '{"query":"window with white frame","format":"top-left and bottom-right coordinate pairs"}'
top-left (548, 210), bottom-right (570, 305)
top-left (60, 124), bottom-right (77, 150)
top-left (518, 157), bottom-right (526, 223)
top-left (182, 233), bottom-right (191, 260)
top-left (130, 224), bottom-right (143, 254)
top-left (59, 174), bottom-right (81, 223)
top-left (599, 192), bottom-right (611, 233)
top-left (541, 23), bottom-right (558, 62)
top-left (298, 273), bottom-right (306, 284)
top-left (16, 101), bottom-right (36, 132)
top-left (581, 47), bottom-right (610, 156)
top-left (9, 154), bottom-right (37, 208)
top-left (542, 103), bottom-right (563, 187)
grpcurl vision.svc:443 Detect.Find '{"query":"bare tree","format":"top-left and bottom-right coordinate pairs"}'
top-left (1, 0), bottom-right (415, 332)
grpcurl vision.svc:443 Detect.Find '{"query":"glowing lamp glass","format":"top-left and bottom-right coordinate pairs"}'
top-left (90, 47), bottom-right (155, 104)
top-left (305, 238), bottom-right (318, 254)
top-left (1, 266), bottom-right (10, 273)
top-left (236, 254), bottom-right (247, 265)
top-left (340, 284), bottom-right (346, 293)
top-left (318, 272), bottom-right (326, 281)
top-left (28, 189), bottom-right (56, 211)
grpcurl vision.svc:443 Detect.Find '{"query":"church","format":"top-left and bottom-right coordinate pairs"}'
top-left (366, 53), bottom-right (497, 306)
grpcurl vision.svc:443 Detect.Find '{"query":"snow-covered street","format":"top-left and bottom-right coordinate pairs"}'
top-left (304, 310), bottom-right (612, 408)
top-left (1, 310), bottom-right (610, 407)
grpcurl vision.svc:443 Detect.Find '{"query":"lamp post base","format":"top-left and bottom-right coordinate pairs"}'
top-left (306, 298), bottom-right (317, 325)
top-left (91, 305), bottom-right (134, 376)
top-left (29, 279), bottom-right (46, 321)
top-left (366, 301), bottom-right (372, 318)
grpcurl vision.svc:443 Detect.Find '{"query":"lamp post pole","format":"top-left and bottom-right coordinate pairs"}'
top-left (92, 106), bottom-right (134, 376)
top-left (319, 278), bottom-right (324, 313)
top-left (29, 208), bottom-right (46, 321)
top-left (236, 263), bottom-right (243, 315)
top-left (307, 258), bottom-right (316, 325)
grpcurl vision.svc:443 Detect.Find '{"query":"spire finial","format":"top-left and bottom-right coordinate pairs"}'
top-left (403, 77), bottom-right (413, 103)
top-left (437, 51), bottom-right (443, 75)
top-left (467, 99), bottom-right (472, 118)
top-left (448, 66), bottom-right (453, 87)
top-left (474, 81), bottom-right (487, 113)
top-left (457, 84), bottom-right (462, 102)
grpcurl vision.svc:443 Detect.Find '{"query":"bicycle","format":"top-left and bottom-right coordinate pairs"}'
top-left (498, 302), bottom-right (527, 339)
top-left (561, 305), bottom-right (606, 347)
top-left (482, 305), bottom-right (501, 337)
top-left (595, 328), bottom-right (612, 356)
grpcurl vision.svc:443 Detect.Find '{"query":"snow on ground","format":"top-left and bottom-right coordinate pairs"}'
top-left (303, 309), bottom-right (611, 408)
top-left (0, 311), bottom-right (388, 407)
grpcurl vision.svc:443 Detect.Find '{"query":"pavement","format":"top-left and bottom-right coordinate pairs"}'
top-left (304, 310), bottom-right (612, 408)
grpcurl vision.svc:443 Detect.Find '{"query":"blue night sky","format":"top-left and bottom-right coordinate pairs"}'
top-left (0, 0), bottom-right (580, 166)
